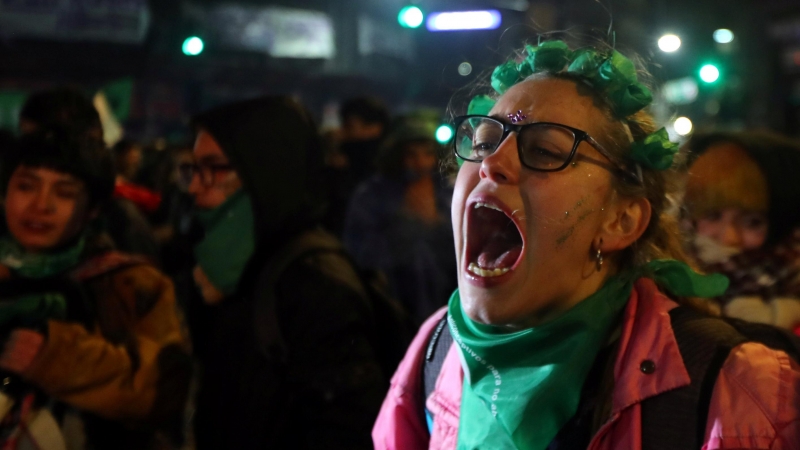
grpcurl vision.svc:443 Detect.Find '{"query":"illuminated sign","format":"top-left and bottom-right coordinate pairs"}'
top-left (426, 10), bottom-right (502, 32)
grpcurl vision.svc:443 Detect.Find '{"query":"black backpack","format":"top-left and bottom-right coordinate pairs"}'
top-left (423, 306), bottom-right (800, 450)
top-left (249, 228), bottom-right (416, 379)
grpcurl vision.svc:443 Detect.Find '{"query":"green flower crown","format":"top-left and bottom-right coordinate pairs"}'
top-left (467, 40), bottom-right (680, 173)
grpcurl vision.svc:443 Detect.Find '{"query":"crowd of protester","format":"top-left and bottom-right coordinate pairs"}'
top-left (1, 38), bottom-right (800, 449)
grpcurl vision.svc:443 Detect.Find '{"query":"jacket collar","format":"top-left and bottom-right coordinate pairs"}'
top-left (611, 278), bottom-right (691, 414)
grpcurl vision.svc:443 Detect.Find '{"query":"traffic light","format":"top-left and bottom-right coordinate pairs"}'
top-left (699, 64), bottom-right (720, 83)
top-left (398, 6), bottom-right (424, 29)
top-left (182, 36), bottom-right (204, 56)
top-left (436, 125), bottom-right (454, 144)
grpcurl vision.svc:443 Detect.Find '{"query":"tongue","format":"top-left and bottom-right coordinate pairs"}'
top-left (476, 235), bottom-right (522, 270)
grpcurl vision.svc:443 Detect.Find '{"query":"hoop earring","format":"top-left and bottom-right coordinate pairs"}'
top-left (595, 239), bottom-right (604, 272)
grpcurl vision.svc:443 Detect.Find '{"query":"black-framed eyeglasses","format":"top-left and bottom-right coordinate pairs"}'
top-left (178, 162), bottom-right (234, 187)
top-left (452, 115), bottom-right (642, 184)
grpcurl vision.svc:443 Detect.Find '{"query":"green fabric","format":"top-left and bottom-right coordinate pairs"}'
top-left (0, 293), bottom-right (66, 328)
top-left (629, 128), bottom-right (681, 171)
top-left (0, 235), bottom-right (85, 279)
top-left (193, 190), bottom-right (256, 296)
top-left (468, 95), bottom-right (496, 116)
top-left (491, 61), bottom-right (521, 95)
top-left (517, 41), bottom-right (572, 78)
top-left (450, 259), bottom-right (727, 449)
top-left (645, 259), bottom-right (729, 298)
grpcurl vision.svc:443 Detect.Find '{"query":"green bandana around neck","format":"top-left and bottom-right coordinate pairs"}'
top-left (0, 235), bottom-right (85, 279)
top-left (193, 190), bottom-right (256, 296)
top-left (448, 259), bottom-right (728, 450)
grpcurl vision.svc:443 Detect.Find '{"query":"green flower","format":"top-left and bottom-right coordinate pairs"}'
top-left (596, 50), bottom-right (638, 92)
top-left (566, 48), bottom-right (604, 80)
top-left (629, 128), bottom-right (680, 171)
top-left (468, 95), bottom-right (497, 116)
top-left (491, 60), bottom-right (521, 94)
top-left (518, 40), bottom-right (571, 78)
top-left (608, 82), bottom-right (653, 117)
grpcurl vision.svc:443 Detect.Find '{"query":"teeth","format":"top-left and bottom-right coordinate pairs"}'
top-left (474, 202), bottom-right (503, 212)
top-left (468, 262), bottom-right (511, 278)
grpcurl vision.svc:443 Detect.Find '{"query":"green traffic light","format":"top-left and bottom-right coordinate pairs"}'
top-left (699, 64), bottom-right (720, 83)
top-left (436, 125), bottom-right (454, 144)
top-left (182, 36), bottom-right (204, 56)
top-left (398, 6), bottom-right (424, 29)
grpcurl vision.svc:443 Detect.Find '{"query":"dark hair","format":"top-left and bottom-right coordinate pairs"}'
top-left (340, 97), bottom-right (390, 128)
top-left (20, 87), bottom-right (102, 139)
top-left (2, 127), bottom-right (115, 207)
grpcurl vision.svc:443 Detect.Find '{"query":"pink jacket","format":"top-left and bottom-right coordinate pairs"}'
top-left (373, 278), bottom-right (800, 450)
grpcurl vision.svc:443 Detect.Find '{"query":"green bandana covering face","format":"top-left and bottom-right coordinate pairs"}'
top-left (449, 259), bottom-right (728, 450)
top-left (0, 235), bottom-right (85, 279)
top-left (193, 190), bottom-right (256, 296)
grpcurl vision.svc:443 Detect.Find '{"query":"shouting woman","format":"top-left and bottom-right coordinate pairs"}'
top-left (373, 40), bottom-right (800, 450)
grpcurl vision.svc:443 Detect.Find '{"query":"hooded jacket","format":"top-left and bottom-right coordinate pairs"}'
top-left (190, 96), bottom-right (386, 449)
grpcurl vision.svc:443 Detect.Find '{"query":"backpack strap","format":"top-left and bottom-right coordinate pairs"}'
top-left (423, 316), bottom-right (452, 408)
top-left (248, 228), bottom-right (346, 364)
top-left (641, 306), bottom-right (747, 450)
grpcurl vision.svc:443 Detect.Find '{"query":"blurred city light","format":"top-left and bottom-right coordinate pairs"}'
top-left (658, 34), bottom-right (682, 53)
top-left (182, 36), bottom-right (204, 56)
top-left (398, 6), bottom-right (424, 29)
top-left (662, 77), bottom-right (699, 105)
top-left (426, 10), bottom-right (502, 32)
top-left (699, 64), bottom-right (721, 83)
top-left (436, 125), bottom-right (454, 143)
top-left (713, 29), bottom-right (735, 44)
top-left (673, 117), bottom-right (694, 136)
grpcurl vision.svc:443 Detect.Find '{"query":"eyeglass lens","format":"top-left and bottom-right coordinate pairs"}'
top-left (456, 117), bottom-right (578, 170)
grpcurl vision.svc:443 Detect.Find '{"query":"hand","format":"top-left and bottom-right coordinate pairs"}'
top-left (193, 266), bottom-right (225, 305)
top-left (0, 329), bottom-right (45, 374)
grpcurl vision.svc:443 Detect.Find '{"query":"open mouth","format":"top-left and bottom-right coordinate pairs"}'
top-left (466, 200), bottom-right (524, 279)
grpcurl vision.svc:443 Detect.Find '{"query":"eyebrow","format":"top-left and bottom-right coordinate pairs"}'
top-left (15, 169), bottom-right (82, 186)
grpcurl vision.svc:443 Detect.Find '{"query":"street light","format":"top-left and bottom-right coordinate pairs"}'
top-left (673, 117), bottom-right (693, 136)
top-left (398, 6), bottom-right (424, 29)
top-left (713, 29), bottom-right (735, 44)
top-left (436, 125), bottom-right (454, 144)
top-left (182, 36), bottom-right (204, 56)
top-left (699, 64), bottom-right (720, 83)
top-left (658, 34), bottom-right (681, 53)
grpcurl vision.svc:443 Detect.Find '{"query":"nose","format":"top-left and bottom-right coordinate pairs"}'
top-left (188, 172), bottom-right (203, 198)
top-left (33, 189), bottom-right (55, 213)
top-left (719, 222), bottom-right (743, 248)
top-left (479, 133), bottom-right (520, 184)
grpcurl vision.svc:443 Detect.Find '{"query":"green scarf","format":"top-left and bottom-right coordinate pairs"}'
top-left (194, 190), bottom-right (256, 296)
top-left (0, 235), bottom-right (79, 329)
top-left (0, 235), bottom-right (85, 279)
top-left (449, 259), bottom-right (728, 450)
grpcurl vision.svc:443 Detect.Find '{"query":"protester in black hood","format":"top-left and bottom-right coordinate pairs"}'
top-left (187, 96), bottom-right (386, 449)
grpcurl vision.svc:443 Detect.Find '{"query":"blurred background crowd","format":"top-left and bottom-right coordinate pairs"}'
top-left (1, 0), bottom-right (800, 448)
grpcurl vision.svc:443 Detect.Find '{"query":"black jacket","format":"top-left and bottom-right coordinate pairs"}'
top-left (190, 97), bottom-right (385, 449)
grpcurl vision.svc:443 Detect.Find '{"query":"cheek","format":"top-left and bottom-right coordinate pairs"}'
top-left (695, 219), bottom-right (723, 238)
top-left (452, 166), bottom-right (479, 243)
top-left (3, 193), bottom-right (29, 219)
top-left (741, 226), bottom-right (768, 250)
